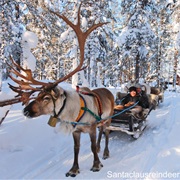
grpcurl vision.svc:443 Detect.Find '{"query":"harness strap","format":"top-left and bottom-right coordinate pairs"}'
top-left (81, 107), bottom-right (101, 121)
top-left (54, 91), bottom-right (67, 118)
top-left (74, 94), bottom-right (86, 123)
top-left (48, 91), bottom-right (67, 127)
top-left (91, 92), bottom-right (102, 116)
top-left (76, 86), bottom-right (102, 117)
top-left (57, 102), bottom-right (139, 127)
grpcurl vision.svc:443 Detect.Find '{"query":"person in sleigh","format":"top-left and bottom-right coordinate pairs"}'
top-left (135, 83), bottom-right (149, 109)
top-left (121, 86), bottom-right (149, 117)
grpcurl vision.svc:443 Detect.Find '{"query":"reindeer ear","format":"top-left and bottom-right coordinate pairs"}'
top-left (58, 87), bottom-right (64, 96)
top-left (51, 87), bottom-right (62, 99)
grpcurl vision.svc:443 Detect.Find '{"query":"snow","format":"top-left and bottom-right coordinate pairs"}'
top-left (176, 31), bottom-right (180, 48)
top-left (21, 31), bottom-right (38, 49)
top-left (60, 30), bottom-right (69, 42)
top-left (0, 81), bottom-right (180, 179)
top-left (82, 17), bottom-right (88, 27)
top-left (21, 31), bottom-right (38, 71)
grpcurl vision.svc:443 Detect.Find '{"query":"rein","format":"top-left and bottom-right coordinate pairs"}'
top-left (74, 97), bottom-right (140, 126)
top-left (54, 102), bottom-right (139, 127)
top-left (47, 87), bottom-right (139, 127)
top-left (82, 101), bottom-right (139, 123)
top-left (101, 101), bottom-right (139, 120)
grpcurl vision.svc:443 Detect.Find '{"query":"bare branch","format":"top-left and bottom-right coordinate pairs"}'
top-left (0, 98), bottom-right (21, 107)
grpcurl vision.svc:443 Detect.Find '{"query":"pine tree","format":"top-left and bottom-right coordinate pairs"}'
top-left (1, 1), bottom-right (24, 78)
top-left (171, 0), bottom-right (180, 90)
top-left (118, 0), bottom-right (157, 83)
top-left (1, 0), bottom-right (179, 88)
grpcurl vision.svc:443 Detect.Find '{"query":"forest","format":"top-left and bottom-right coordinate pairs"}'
top-left (0, 0), bottom-right (179, 89)
top-left (0, 1), bottom-right (180, 178)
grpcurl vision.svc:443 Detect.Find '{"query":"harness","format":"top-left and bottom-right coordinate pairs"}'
top-left (73, 94), bottom-right (86, 127)
top-left (48, 87), bottom-right (103, 127)
top-left (76, 86), bottom-right (102, 117)
top-left (47, 88), bottom-right (141, 128)
top-left (48, 91), bottom-right (67, 127)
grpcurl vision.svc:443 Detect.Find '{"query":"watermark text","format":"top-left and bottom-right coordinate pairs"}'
top-left (107, 171), bottom-right (180, 179)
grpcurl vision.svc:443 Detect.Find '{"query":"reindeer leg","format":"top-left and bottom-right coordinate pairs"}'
top-left (89, 130), bottom-right (103, 172)
top-left (66, 131), bottom-right (81, 177)
top-left (96, 126), bottom-right (103, 153)
top-left (102, 128), bottom-right (110, 159)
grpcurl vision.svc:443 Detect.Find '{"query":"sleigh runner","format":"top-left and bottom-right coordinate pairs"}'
top-left (109, 108), bottom-right (151, 139)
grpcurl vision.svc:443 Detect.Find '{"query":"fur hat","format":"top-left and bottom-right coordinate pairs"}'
top-left (135, 83), bottom-right (142, 88)
top-left (129, 86), bottom-right (137, 92)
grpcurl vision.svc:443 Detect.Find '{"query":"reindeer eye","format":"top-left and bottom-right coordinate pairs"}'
top-left (43, 95), bottom-right (51, 102)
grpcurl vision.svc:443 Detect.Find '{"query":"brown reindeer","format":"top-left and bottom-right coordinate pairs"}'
top-left (6, 4), bottom-right (114, 177)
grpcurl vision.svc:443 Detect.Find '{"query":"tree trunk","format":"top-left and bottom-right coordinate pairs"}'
top-left (173, 49), bottom-right (178, 90)
top-left (135, 52), bottom-right (140, 81)
top-left (0, 62), bottom-right (2, 92)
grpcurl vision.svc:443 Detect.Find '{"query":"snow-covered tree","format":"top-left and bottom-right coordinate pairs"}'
top-left (1, 1), bottom-right (25, 78)
top-left (1, 0), bottom-right (179, 88)
top-left (21, 31), bottom-right (38, 72)
top-left (170, 0), bottom-right (180, 90)
top-left (117, 0), bottom-right (157, 83)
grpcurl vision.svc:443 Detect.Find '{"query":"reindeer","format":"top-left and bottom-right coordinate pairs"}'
top-left (6, 4), bottom-right (114, 177)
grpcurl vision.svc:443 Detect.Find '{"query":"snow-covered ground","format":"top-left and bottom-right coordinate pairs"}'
top-left (0, 80), bottom-right (180, 180)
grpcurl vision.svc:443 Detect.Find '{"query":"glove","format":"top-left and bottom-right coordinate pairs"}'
top-left (124, 102), bottom-right (134, 107)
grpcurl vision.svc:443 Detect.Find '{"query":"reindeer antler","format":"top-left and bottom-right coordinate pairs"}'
top-left (8, 56), bottom-right (50, 88)
top-left (1, 3), bottom-right (108, 107)
top-left (49, 3), bottom-right (108, 87)
top-left (5, 56), bottom-right (47, 105)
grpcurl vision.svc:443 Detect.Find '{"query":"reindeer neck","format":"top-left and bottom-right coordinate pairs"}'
top-left (53, 91), bottom-right (67, 118)
top-left (57, 90), bottom-right (81, 121)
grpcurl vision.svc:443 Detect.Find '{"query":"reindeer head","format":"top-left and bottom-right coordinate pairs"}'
top-left (5, 3), bottom-right (108, 118)
top-left (23, 87), bottom-right (65, 118)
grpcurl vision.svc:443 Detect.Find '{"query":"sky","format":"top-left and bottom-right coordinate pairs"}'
top-left (0, 80), bottom-right (180, 180)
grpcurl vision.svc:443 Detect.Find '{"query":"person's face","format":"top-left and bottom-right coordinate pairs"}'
top-left (136, 88), bottom-right (141, 93)
top-left (130, 90), bottom-right (136, 97)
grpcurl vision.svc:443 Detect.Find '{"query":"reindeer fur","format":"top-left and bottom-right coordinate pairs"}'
top-left (23, 86), bottom-right (114, 177)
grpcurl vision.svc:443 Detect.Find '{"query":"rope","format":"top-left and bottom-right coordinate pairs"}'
top-left (57, 101), bottom-right (139, 126)
top-left (82, 101), bottom-right (139, 123)
top-left (101, 101), bottom-right (139, 121)
top-left (116, 97), bottom-right (125, 105)
top-left (58, 119), bottom-right (91, 126)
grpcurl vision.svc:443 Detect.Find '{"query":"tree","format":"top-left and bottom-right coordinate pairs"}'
top-left (1, 1), bottom-right (24, 80)
top-left (0, 0), bottom-right (179, 88)
top-left (171, 1), bottom-right (180, 90)
top-left (117, 0), bottom-right (157, 83)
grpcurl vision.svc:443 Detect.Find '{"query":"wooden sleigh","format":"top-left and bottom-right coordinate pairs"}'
top-left (107, 106), bottom-right (151, 139)
top-left (107, 92), bottom-right (158, 139)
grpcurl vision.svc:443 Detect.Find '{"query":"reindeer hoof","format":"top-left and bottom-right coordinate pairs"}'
top-left (103, 150), bottom-right (109, 159)
top-left (90, 163), bottom-right (103, 172)
top-left (103, 154), bottom-right (109, 160)
top-left (66, 169), bottom-right (80, 177)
